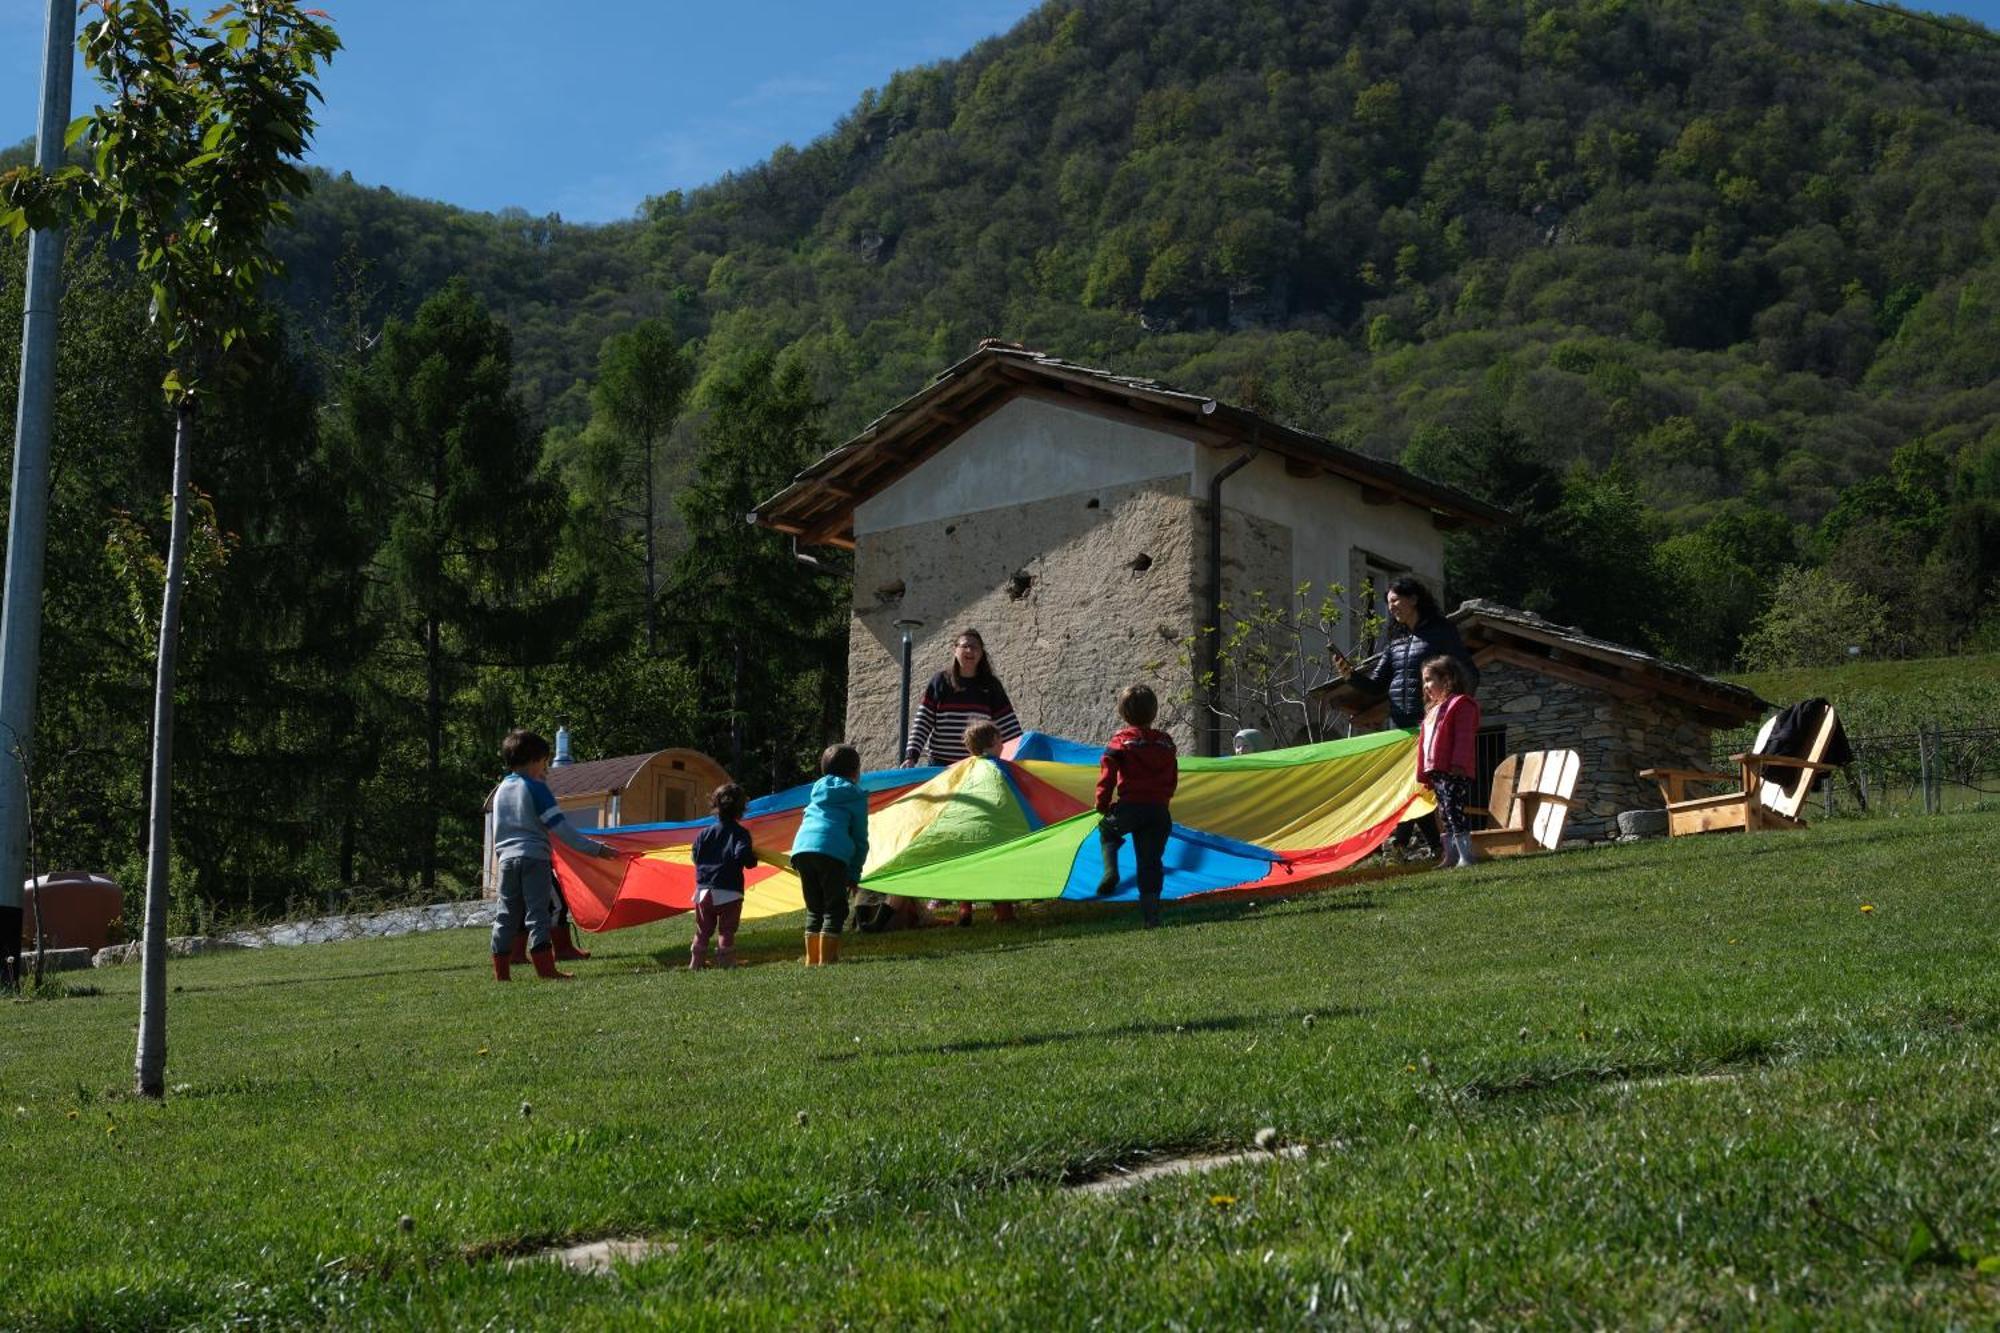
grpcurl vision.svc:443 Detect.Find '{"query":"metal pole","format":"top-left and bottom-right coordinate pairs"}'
top-left (897, 625), bottom-right (915, 759)
top-left (0, 0), bottom-right (78, 921)
top-left (1202, 431), bottom-right (1256, 758)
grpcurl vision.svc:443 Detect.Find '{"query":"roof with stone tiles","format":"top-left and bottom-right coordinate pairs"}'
top-left (751, 341), bottom-right (1514, 548)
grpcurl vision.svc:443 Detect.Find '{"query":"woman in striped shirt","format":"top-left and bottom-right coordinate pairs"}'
top-left (902, 628), bottom-right (1026, 926)
top-left (901, 628), bottom-right (1024, 765)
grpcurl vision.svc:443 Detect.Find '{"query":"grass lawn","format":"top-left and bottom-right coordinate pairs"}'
top-left (6, 811), bottom-right (2000, 1328)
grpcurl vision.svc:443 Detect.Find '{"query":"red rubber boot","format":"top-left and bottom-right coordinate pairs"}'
top-left (552, 920), bottom-right (591, 961)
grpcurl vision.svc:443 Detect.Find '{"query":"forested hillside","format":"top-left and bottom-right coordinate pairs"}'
top-left (270, 0), bottom-right (2000, 654)
top-left (3, 0), bottom-right (1998, 914)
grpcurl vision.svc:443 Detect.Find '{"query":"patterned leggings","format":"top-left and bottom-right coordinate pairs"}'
top-left (1429, 773), bottom-right (1474, 838)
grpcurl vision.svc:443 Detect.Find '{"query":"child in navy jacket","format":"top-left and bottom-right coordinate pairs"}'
top-left (689, 783), bottom-right (757, 969)
top-left (1094, 684), bottom-right (1178, 928)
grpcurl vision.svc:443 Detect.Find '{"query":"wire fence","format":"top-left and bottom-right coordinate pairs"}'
top-left (1710, 725), bottom-right (2000, 818)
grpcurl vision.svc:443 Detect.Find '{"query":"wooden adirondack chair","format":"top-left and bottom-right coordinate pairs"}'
top-left (1640, 703), bottom-right (1842, 836)
top-left (1466, 749), bottom-right (1582, 856)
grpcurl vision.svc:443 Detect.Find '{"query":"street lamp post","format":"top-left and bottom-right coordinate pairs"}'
top-left (894, 618), bottom-right (924, 760)
top-left (0, 0), bottom-right (80, 981)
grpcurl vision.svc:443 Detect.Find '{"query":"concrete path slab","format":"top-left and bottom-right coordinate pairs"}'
top-left (1070, 1143), bottom-right (1309, 1196)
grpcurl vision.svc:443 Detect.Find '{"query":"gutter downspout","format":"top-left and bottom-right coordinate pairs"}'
top-left (1202, 419), bottom-right (1259, 757)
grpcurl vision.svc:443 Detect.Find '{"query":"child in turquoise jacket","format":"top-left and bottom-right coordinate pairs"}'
top-left (789, 744), bottom-right (869, 965)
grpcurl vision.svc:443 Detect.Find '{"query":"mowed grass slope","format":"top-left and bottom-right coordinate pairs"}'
top-left (5, 813), bottom-right (2000, 1328)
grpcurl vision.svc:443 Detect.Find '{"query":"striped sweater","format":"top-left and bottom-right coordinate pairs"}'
top-left (903, 670), bottom-right (1023, 763)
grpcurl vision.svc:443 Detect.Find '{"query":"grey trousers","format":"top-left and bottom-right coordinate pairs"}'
top-left (492, 857), bottom-right (555, 954)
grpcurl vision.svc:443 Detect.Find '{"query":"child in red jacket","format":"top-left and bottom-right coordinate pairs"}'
top-left (1419, 654), bottom-right (1482, 869)
top-left (1094, 684), bottom-right (1178, 927)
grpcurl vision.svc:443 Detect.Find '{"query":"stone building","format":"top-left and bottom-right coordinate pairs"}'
top-left (1316, 600), bottom-right (1768, 839)
top-left (752, 343), bottom-right (1508, 764)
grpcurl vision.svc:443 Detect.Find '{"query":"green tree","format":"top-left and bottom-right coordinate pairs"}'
top-left (1650, 502), bottom-right (1797, 668)
top-left (339, 280), bottom-right (560, 891)
top-left (1, 0), bottom-right (338, 1098)
top-left (170, 330), bottom-right (377, 909)
top-left (665, 350), bottom-right (843, 787)
top-left (584, 320), bottom-right (694, 655)
top-left (1406, 416), bottom-right (1666, 646)
top-left (1738, 566), bottom-right (1891, 671)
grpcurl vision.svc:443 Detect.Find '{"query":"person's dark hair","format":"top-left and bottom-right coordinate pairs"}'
top-left (1116, 684), bottom-right (1159, 728)
top-left (1387, 574), bottom-right (1442, 624)
top-left (947, 627), bottom-right (997, 689)
top-left (1421, 653), bottom-right (1470, 696)
top-left (820, 744), bottom-right (862, 781)
top-left (710, 782), bottom-right (747, 820)
top-left (502, 729), bottom-right (550, 770)
top-left (962, 719), bottom-right (1000, 757)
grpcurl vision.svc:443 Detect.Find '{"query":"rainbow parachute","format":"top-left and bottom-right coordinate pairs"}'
top-left (553, 730), bottom-right (1429, 930)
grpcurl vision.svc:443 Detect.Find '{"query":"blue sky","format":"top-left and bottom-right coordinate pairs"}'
top-left (6, 0), bottom-right (1999, 224)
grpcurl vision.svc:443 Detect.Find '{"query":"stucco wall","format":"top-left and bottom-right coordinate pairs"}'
top-left (854, 396), bottom-right (1197, 535)
top-left (1473, 659), bottom-right (1718, 839)
top-left (1193, 448), bottom-right (1446, 653)
top-left (847, 477), bottom-right (1202, 766)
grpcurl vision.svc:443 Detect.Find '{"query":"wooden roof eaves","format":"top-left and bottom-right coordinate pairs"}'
top-left (756, 360), bottom-right (1012, 535)
top-left (1455, 615), bottom-right (1768, 730)
top-left (795, 380), bottom-right (1020, 546)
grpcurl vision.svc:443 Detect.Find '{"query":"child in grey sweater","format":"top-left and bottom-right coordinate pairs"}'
top-left (489, 729), bottom-right (616, 980)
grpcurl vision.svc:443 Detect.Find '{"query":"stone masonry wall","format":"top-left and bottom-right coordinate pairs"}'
top-left (845, 477), bottom-right (1204, 767)
top-left (1475, 660), bottom-right (1716, 839)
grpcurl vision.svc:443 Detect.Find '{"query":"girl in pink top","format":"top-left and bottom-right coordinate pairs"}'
top-left (1419, 655), bottom-right (1482, 869)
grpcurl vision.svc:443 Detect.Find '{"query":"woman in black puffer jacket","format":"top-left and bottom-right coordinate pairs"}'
top-left (1335, 577), bottom-right (1478, 729)
top-left (1334, 575), bottom-right (1479, 857)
